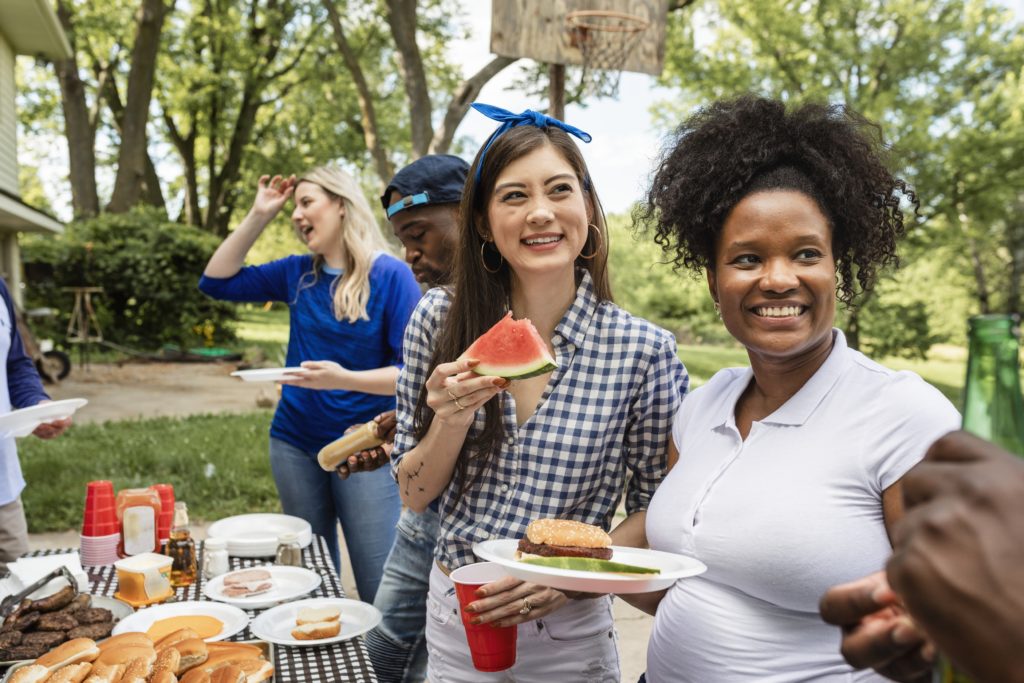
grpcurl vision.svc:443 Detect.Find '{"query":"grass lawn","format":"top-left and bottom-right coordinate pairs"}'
top-left (20, 412), bottom-right (276, 532)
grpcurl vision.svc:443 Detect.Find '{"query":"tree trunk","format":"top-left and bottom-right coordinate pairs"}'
top-left (163, 111), bottom-right (200, 225)
top-left (53, 1), bottom-right (99, 218)
top-left (107, 0), bottom-right (172, 213)
top-left (322, 0), bottom-right (393, 181)
top-left (954, 179), bottom-right (991, 314)
top-left (430, 56), bottom-right (517, 154)
top-left (1007, 193), bottom-right (1024, 315)
top-left (99, 69), bottom-right (166, 213)
top-left (385, 0), bottom-right (433, 157)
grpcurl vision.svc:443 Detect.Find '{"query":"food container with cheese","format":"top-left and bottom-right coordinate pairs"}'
top-left (113, 552), bottom-right (174, 607)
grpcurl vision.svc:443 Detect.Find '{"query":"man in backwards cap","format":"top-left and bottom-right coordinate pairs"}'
top-left (339, 154), bottom-right (468, 683)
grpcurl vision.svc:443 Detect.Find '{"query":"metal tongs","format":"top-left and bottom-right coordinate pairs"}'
top-left (0, 566), bottom-right (77, 618)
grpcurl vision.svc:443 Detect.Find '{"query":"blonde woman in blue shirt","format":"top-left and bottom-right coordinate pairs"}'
top-left (391, 105), bottom-right (688, 682)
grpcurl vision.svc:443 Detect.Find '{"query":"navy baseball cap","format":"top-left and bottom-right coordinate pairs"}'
top-left (381, 154), bottom-right (470, 218)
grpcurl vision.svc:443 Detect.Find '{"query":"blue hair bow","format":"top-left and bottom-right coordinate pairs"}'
top-left (471, 103), bottom-right (593, 182)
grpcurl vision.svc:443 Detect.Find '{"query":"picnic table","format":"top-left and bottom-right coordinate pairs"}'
top-left (24, 536), bottom-right (377, 682)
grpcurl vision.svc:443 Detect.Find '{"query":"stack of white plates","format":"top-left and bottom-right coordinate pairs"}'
top-left (206, 514), bottom-right (313, 558)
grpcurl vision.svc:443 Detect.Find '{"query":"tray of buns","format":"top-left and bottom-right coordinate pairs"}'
top-left (0, 634), bottom-right (275, 682)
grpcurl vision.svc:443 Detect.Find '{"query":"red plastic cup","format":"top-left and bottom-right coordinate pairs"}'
top-left (150, 483), bottom-right (175, 543)
top-left (82, 481), bottom-right (117, 536)
top-left (450, 562), bottom-right (517, 672)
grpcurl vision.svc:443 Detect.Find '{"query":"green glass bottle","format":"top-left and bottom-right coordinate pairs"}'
top-left (961, 314), bottom-right (1024, 455)
top-left (936, 314), bottom-right (1024, 683)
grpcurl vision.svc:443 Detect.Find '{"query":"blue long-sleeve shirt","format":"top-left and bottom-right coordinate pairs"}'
top-left (199, 253), bottom-right (421, 454)
top-left (0, 277), bottom-right (50, 505)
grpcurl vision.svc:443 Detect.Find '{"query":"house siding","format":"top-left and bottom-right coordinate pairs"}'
top-left (0, 35), bottom-right (18, 196)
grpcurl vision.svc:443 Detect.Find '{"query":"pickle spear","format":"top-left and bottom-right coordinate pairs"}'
top-left (520, 556), bottom-right (660, 575)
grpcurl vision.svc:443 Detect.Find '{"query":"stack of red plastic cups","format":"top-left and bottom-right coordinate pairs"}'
top-left (80, 480), bottom-right (120, 566)
top-left (150, 483), bottom-right (175, 551)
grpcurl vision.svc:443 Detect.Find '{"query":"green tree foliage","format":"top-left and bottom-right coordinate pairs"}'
top-left (21, 209), bottom-right (237, 349)
top-left (607, 214), bottom-right (732, 344)
top-left (655, 0), bottom-right (1024, 351)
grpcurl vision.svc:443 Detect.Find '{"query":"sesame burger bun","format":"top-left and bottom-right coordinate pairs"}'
top-left (236, 659), bottom-right (274, 683)
top-left (517, 519), bottom-right (613, 560)
top-left (154, 628), bottom-right (200, 652)
top-left (7, 664), bottom-right (49, 683)
top-left (35, 638), bottom-right (101, 671)
top-left (94, 644), bottom-right (156, 667)
top-left (43, 662), bottom-right (92, 683)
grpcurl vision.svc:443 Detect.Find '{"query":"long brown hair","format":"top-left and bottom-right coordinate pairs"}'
top-left (413, 125), bottom-right (613, 503)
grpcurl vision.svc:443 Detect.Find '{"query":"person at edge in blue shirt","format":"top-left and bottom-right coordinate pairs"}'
top-left (330, 154), bottom-right (468, 683)
top-left (0, 278), bottom-right (72, 571)
top-left (198, 166), bottom-right (421, 603)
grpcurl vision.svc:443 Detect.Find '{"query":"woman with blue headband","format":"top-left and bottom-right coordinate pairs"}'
top-left (390, 104), bottom-right (688, 681)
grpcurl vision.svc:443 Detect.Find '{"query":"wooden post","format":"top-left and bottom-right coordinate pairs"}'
top-left (549, 63), bottom-right (566, 120)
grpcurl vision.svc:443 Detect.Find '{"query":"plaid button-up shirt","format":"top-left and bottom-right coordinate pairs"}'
top-left (392, 271), bottom-right (689, 569)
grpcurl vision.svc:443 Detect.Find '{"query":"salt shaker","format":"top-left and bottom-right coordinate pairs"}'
top-left (275, 532), bottom-right (303, 567)
top-left (203, 537), bottom-right (229, 579)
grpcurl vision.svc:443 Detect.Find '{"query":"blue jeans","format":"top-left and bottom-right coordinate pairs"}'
top-left (269, 436), bottom-right (400, 603)
top-left (363, 505), bottom-right (439, 683)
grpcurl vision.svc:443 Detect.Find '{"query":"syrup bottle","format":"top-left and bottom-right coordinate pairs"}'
top-left (166, 501), bottom-right (198, 587)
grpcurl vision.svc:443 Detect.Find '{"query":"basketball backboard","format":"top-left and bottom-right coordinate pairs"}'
top-left (490, 0), bottom-right (668, 76)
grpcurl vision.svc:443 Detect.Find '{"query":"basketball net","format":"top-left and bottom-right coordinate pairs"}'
top-left (566, 10), bottom-right (650, 99)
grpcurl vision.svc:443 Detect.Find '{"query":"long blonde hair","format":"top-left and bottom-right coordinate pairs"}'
top-left (294, 165), bottom-right (388, 321)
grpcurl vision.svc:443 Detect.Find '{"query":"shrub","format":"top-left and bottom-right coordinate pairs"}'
top-left (22, 208), bottom-right (237, 349)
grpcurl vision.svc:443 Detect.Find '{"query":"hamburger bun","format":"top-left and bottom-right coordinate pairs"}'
top-left (154, 628), bottom-right (200, 652)
top-left (290, 621), bottom-right (340, 640)
top-left (152, 646), bottom-right (182, 676)
top-left (210, 666), bottom-right (245, 683)
top-left (235, 659), bottom-right (274, 683)
top-left (518, 519), bottom-right (613, 560)
top-left (295, 606), bottom-right (340, 625)
top-left (168, 638), bottom-right (207, 672)
top-left (94, 644), bottom-right (156, 667)
top-left (7, 664), bottom-right (48, 683)
top-left (149, 672), bottom-right (178, 683)
top-left (82, 662), bottom-right (124, 683)
top-left (42, 662), bottom-right (92, 683)
top-left (97, 633), bottom-right (153, 651)
top-left (35, 638), bottom-right (100, 671)
top-left (118, 655), bottom-right (153, 683)
top-left (179, 647), bottom-right (260, 678)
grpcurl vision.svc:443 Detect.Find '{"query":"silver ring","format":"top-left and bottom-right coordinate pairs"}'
top-left (518, 598), bottom-right (533, 615)
top-left (446, 388), bottom-right (466, 411)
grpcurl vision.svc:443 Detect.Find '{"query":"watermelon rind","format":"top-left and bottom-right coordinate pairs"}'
top-left (463, 312), bottom-right (558, 380)
top-left (473, 359), bottom-right (557, 380)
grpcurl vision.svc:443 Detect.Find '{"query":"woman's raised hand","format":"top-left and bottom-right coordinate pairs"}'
top-left (425, 358), bottom-right (509, 427)
top-left (251, 174), bottom-right (296, 218)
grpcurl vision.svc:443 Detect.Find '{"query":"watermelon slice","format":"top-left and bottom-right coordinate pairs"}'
top-left (462, 312), bottom-right (557, 379)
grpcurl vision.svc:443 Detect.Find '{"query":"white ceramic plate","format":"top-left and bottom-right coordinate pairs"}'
top-left (472, 540), bottom-right (707, 594)
top-left (203, 566), bottom-right (322, 609)
top-left (111, 601), bottom-right (249, 642)
top-left (230, 367), bottom-right (307, 382)
top-left (0, 398), bottom-right (87, 438)
top-left (250, 597), bottom-right (381, 647)
top-left (206, 514), bottom-right (313, 558)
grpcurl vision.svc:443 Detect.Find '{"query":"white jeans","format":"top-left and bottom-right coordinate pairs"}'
top-left (425, 563), bottom-right (620, 683)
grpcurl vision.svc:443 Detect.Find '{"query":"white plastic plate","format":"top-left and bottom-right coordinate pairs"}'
top-left (111, 601), bottom-right (249, 642)
top-left (250, 597), bottom-right (381, 647)
top-left (0, 398), bottom-right (87, 438)
top-left (230, 368), bottom-right (307, 382)
top-left (472, 540), bottom-right (707, 594)
top-left (203, 565), bottom-right (321, 610)
top-left (206, 514), bottom-right (313, 558)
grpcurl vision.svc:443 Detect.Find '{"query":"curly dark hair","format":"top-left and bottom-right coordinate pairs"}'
top-left (634, 95), bottom-right (916, 305)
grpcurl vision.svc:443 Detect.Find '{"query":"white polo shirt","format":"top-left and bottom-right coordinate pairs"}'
top-left (646, 329), bottom-right (959, 682)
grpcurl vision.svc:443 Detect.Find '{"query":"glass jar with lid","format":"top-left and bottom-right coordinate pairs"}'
top-left (275, 532), bottom-right (303, 567)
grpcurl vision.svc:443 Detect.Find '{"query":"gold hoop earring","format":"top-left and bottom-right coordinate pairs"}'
top-left (579, 223), bottom-right (602, 260)
top-left (480, 240), bottom-right (503, 274)
top-left (713, 301), bottom-right (722, 319)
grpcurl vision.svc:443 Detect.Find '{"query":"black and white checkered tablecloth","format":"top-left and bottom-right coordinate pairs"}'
top-left (30, 537), bottom-right (377, 682)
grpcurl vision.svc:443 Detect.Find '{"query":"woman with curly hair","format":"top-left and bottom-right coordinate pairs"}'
top-left (629, 95), bottom-right (960, 681)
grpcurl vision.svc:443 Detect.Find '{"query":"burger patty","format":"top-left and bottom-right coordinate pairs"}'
top-left (69, 622), bottom-right (114, 640)
top-left (517, 538), bottom-right (613, 560)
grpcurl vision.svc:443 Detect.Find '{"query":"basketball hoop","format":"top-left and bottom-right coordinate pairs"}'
top-left (565, 10), bottom-right (651, 98)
